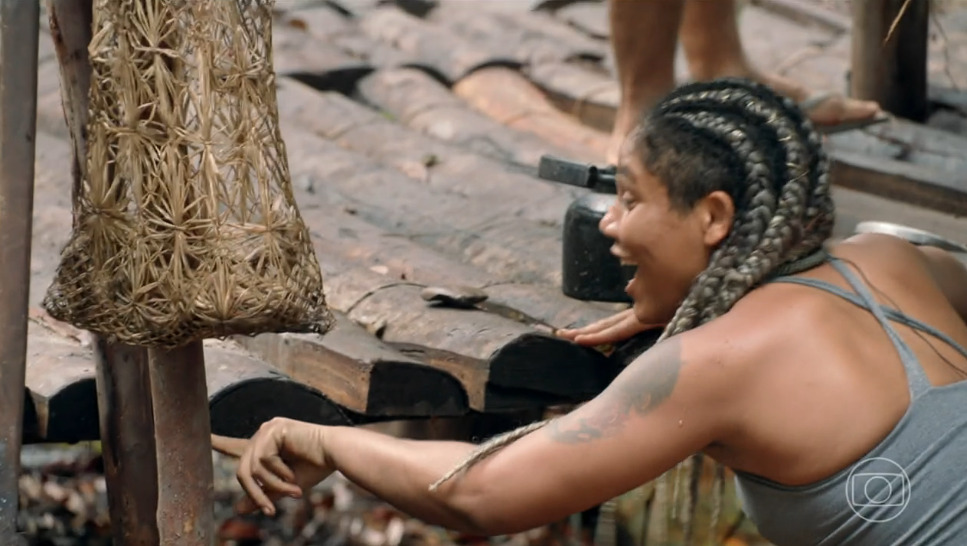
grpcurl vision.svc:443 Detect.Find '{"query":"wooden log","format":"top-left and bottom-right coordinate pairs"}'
top-left (276, 77), bottom-right (581, 222)
top-left (750, 0), bottom-right (852, 34)
top-left (306, 246), bottom-right (614, 407)
top-left (357, 6), bottom-right (520, 83)
top-left (143, 343), bottom-right (214, 546)
top-left (929, 85), bottom-right (967, 117)
top-left (21, 390), bottom-right (38, 444)
top-left (0, 1), bottom-right (40, 543)
top-left (356, 67), bottom-right (589, 166)
top-left (206, 338), bottom-right (357, 436)
top-left (828, 149), bottom-right (967, 217)
top-left (280, 127), bottom-right (565, 284)
top-left (553, 1), bottom-right (610, 40)
top-left (21, 307), bottom-right (357, 442)
top-left (234, 313), bottom-right (469, 418)
top-left (850, 0), bottom-right (929, 121)
top-left (453, 67), bottom-right (610, 162)
top-left (827, 118), bottom-right (967, 174)
top-left (274, 84), bottom-right (570, 284)
top-left (389, 343), bottom-right (557, 411)
top-left (292, 193), bottom-right (617, 327)
top-left (45, 0), bottom-right (91, 204)
top-left (271, 13), bottom-right (374, 94)
top-left (525, 61), bottom-right (619, 133)
top-left (426, 2), bottom-right (606, 65)
top-left (280, 5), bottom-right (414, 69)
top-left (333, 266), bottom-right (614, 404)
top-left (24, 314), bottom-right (98, 443)
top-left (94, 340), bottom-right (159, 545)
top-left (505, 5), bottom-right (610, 58)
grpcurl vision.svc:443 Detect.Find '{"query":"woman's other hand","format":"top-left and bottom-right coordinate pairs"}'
top-left (557, 309), bottom-right (662, 346)
top-left (212, 417), bottom-right (334, 516)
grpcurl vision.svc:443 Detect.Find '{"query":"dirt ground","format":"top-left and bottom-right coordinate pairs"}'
top-left (18, 444), bottom-right (604, 546)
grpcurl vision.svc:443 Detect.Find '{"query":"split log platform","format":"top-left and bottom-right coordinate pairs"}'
top-left (20, 0), bottom-right (967, 448)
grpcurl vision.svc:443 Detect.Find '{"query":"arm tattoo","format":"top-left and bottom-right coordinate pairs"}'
top-left (547, 337), bottom-right (683, 443)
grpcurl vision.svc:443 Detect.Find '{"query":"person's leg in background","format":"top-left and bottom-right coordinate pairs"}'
top-left (606, 0), bottom-right (683, 164)
top-left (679, 0), bottom-right (881, 127)
top-left (606, 0), bottom-right (884, 164)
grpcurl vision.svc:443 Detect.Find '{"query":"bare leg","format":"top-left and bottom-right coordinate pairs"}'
top-left (607, 0), bottom-right (683, 164)
top-left (680, 0), bottom-right (880, 126)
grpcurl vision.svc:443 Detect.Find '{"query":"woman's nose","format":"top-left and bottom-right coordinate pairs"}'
top-left (599, 202), bottom-right (622, 239)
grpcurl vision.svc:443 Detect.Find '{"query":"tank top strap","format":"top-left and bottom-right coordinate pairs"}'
top-left (767, 257), bottom-right (933, 397)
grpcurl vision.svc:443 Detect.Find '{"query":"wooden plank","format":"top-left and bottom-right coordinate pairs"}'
top-left (277, 78), bottom-right (576, 224)
top-left (339, 274), bottom-right (613, 402)
top-left (389, 342), bottom-right (558, 411)
top-left (307, 250), bottom-right (613, 406)
top-left (357, 5), bottom-right (520, 83)
top-left (553, 1), bottom-right (610, 40)
top-left (453, 67), bottom-right (610, 162)
top-left (274, 84), bottom-right (573, 285)
top-left (21, 309), bottom-right (357, 443)
top-left (750, 0), bottom-right (852, 34)
top-left (24, 316), bottom-right (98, 443)
top-left (280, 125), bottom-right (566, 285)
top-left (205, 339), bottom-right (357, 436)
top-left (271, 13), bottom-right (374, 94)
top-left (292, 185), bottom-right (616, 328)
top-left (525, 61), bottom-right (618, 132)
top-left (0, 1), bottom-right (40, 543)
top-left (850, 0), bottom-right (929, 121)
top-left (828, 149), bottom-right (967, 217)
top-left (281, 5), bottom-right (415, 69)
top-left (930, 85), bottom-right (967, 116)
top-left (356, 67), bottom-right (591, 166)
top-left (828, 118), bottom-right (967, 174)
top-left (234, 313), bottom-right (469, 418)
top-left (426, 2), bottom-right (606, 65)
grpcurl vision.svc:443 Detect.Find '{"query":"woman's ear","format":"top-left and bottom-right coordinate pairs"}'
top-left (698, 190), bottom-right (734, 247)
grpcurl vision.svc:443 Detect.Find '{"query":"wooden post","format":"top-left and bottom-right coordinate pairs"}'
top-left (94, 341), bottom-right (160, 545)
top-left (850, 0), bottom-right (929, 122)
top-left (48, 1), bottom-right (215, 543)
top-left (95, 342), bottom-right (215, 546)
top-left (0, 1), bottom-right (40, 544)
top-left (146, 344), bottom-right (215, 545)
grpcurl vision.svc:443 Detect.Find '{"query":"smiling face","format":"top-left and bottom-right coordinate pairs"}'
top-left (602, 137), bottom-right (735, 325)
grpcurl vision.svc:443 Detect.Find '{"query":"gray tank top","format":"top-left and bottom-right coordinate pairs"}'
top-left (733, 256), bottom-right (967, 545)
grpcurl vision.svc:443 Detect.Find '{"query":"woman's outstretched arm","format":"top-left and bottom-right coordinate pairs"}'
top-left (217, 332), bottom-right (741, 536)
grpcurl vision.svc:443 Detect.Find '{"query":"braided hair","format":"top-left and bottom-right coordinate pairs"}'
top-left (430, 77), bottom-right (834, 542)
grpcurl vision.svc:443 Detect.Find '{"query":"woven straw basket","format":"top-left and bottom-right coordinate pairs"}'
top-left (44, 0), bottom-right (333, 348)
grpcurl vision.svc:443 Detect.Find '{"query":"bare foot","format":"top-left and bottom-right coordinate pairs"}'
top-left (752, 71), bottom-right (883, 127)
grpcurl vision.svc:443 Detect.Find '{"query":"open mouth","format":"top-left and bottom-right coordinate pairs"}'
top-left (610, 243), bottom-right (635, 265)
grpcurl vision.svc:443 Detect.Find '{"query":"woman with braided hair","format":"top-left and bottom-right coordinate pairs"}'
top-left (215, 78), bottom-right (967, 545)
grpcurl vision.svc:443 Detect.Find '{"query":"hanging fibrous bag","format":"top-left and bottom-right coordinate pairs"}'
top-left (43, 0), bottom-right (333, 348)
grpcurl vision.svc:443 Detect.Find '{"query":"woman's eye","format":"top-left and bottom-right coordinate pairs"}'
top-left (620, 194), bottom-right (636, 209)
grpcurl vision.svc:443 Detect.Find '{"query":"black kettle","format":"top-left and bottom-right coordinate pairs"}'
top-left (538, 155), bottom-right (635, 303)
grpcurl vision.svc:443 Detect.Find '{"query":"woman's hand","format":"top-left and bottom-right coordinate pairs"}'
top-left (211, 417), bottom-right (335, 516)
top-left (558, 308), bottom-right (662, 346)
